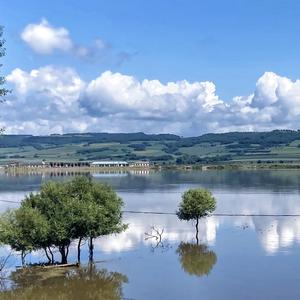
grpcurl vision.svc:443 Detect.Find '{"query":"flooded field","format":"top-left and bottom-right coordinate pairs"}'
top-left (1, 170), bottom-right (300, 299)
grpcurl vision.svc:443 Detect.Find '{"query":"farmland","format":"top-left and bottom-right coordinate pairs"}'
top-left (0, 130), bottom-right (300, 165)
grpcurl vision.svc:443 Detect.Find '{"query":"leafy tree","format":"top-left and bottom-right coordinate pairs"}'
top-left (22, 182), bottom-right (76, 264)
top-left (66, 176), bottom-right (127, 262)
top-left (87, 177), bottom-right (127, 260)
top-left (0, 207), bottom-right (49, 265)
top-left (176, 188), bottom-right (216, 242)
top-left (0, 177), bottom-right (126, 265)
top-left (176, 242), bottom-right (217, 277)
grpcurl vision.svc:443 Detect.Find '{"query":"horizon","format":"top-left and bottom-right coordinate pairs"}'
top-left (1, 128), bottom-right (300, 138)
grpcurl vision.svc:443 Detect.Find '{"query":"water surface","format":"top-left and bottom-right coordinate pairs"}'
top-left (1, 170), bottom-right (300, 299)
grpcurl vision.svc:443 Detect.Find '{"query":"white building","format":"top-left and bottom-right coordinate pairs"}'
top-left (91, 161), bottom-right (129, 167)
top-left (130, 161), bottom-right (150, 168)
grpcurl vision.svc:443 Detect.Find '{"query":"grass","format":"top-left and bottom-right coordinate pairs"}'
top-left (1, 139), bottom-right (300, 165)
top-left (179, 143), bottom-right (227, 157)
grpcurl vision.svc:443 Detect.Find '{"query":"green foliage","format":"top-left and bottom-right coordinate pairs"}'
top-left (23, 183), bottom-right (75, 251)
top-left (65, 176), bottom-right (127, 239)
top-left (0, 176), bottom-right (126, 264)
top-left (176, 242), bottom-right (217, 276)
top-left (0, 207), bottom-right (49, 253)
top-left (176, 188), bottom-right (216, 221)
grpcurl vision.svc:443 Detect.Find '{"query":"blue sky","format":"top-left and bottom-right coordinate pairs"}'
top-left (1, 0), bottom-right (300, 135)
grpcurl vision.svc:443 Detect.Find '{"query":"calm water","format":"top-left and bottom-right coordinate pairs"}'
top-left (1, 170), bottom-right (300, 299)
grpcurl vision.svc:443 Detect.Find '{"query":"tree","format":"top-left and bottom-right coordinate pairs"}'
top-left (176, 242), bottom-right (217, 277)
top-left (22, 182), bottom-right (75, 264)
top-left (176, 188), bottom-right (216, 243)
top-left (0, 26), bottom-right (10, 133)
top-left (0, 207), bottom-right (49, 265)
top-left (0, 176), bottom-right (127, 265)
top-left (65, 176), bottom-right (127, 262)
top-left (82, 177), bottom-right (127, 261)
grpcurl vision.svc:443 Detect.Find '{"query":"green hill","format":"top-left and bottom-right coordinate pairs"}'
top-left (1, 130), bottom-right (300, 165)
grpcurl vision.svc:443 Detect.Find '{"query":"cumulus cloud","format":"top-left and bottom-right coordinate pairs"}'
top-left (81, 71), bottom-right (224, 120)
top-left (221, 72), bottom-right (300, 131)
top-left (21, 19), bottom-right (73, 54)
top-left (20, 19), bottom-right (132, 64)
top-left (5, 66), bottom-right (86, 134)
top-left (3, 67), bottom-right (300, 135)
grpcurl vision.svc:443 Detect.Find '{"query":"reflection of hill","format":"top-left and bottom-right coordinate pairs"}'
top-left (176, 242), bottom-right (217, 277)
top-left (2, 170), bottom-right (300, 193)
top-left (97, 170), bottom-right (300, 192)
top-left (1, 265), bottom-right (128, 300)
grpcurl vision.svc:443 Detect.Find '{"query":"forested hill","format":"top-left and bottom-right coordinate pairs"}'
top-left (183, 130), bottom-right (300, 147)
top-left (1, 130), bottom-right (300, 147)
top-left (0, 130), bottom-right (300, 164)
top-left (0, 132), bottom-right (180, 148)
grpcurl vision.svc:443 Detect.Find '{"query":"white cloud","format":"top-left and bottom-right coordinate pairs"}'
top-left (3, 68), bottom-right (300, 135)
top-left (81, 71), bottom-right (224, 121)
top-left (20, 19), bottom-right (128, 64)
top-left (222, 71), bottom-right (300, 131)
top-left (21, 19), bottom-right (73, 54)
top-left (5, 66), bottom-right (85, 134)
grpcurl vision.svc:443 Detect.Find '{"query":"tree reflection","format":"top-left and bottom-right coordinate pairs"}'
top-left (176, 242), bottom-right (217, 277)
top-left (1, 264), bottom-right (128, 300)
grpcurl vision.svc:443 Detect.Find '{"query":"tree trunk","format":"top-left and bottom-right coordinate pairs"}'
top-left (195, 217), bottom-right (199, 245)
top-left (59, 246), bottom-right (68, 264)
top-left (89, 237), bottom-right (94, 263)
top-left (66, 245), bottom-right (69, 259)
top-left (44, 247), bottom-right (51, 264)
top-left (77, 237), bottom-right (83, 264)
top-left (21, 250), bottom-right (26, 266)
top-left (48, 247), bottom-right (54, 264)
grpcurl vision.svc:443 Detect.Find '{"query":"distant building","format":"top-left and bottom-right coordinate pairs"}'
top-left (4, 160), bottom-right (151, 169)
top-left (129, 161), bottom-right (150, 168)
top-left (91, 161), bottom-right (129, 167)
top-left (49, 162), bottom-right (90, 168)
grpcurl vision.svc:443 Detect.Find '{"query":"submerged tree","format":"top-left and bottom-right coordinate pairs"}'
top-left (87, 180), bottom-right (127, 262)
top-left (0, 207), bottom-right (49, 265)
top-left (0, 176), bottom-right (127, 265)
top-left (176, 188), bottom-right (216, 243)
top-left (65, 176), bottom-right (127, 263)
top-left (176, 242), bottom-right (217, 277)
top-left (22, 182), bottom-right (75, 264)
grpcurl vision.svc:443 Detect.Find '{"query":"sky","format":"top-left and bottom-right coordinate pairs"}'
top-left (1, 0), bottom-right (300, 136)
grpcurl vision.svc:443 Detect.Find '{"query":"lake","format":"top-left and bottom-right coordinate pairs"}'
top-left (1, 169), bottom-right (300, 299)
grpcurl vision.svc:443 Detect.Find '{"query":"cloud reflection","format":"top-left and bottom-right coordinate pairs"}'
top-left (95, 215), bottom-right (219, 253)
top-left (1, 171), bottom-right (300, 256)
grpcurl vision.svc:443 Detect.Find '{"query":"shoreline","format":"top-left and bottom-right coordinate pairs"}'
top-left (2, 162), bottom-right (300, 174)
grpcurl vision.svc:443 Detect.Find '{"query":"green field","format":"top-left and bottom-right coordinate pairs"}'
top-left (1, 131), bottom-right (300, 165)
